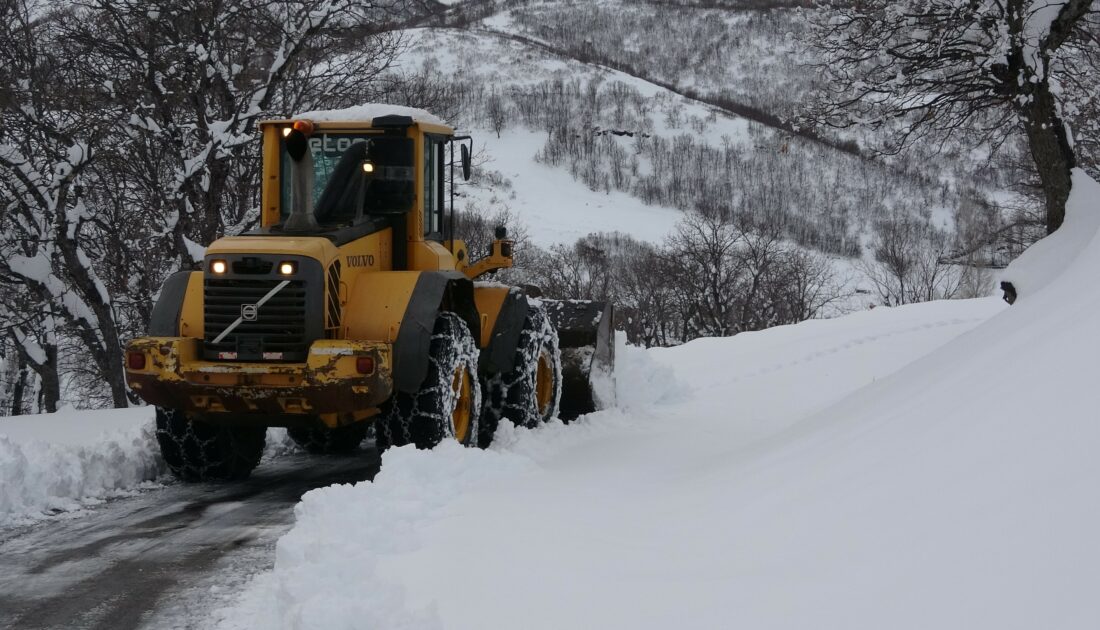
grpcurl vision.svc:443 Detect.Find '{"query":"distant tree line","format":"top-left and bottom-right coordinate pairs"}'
top-left (482, 210), bottom-right (846, 348)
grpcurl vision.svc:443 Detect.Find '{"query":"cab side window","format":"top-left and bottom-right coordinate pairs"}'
top-left (423, 138), bottom-right (444, 237)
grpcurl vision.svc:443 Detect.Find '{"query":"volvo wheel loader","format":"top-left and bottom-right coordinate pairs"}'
top-left (123, 108), bottom-right (615, 481)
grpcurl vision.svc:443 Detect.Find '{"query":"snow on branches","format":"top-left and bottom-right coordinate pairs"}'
top-left (810, 0), bottom-right (1098, 233)
top-left (0, 0), bottom-right (403, 411)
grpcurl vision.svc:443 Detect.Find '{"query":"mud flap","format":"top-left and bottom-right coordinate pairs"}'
top-left (542, 299), bottom-right (615, 421)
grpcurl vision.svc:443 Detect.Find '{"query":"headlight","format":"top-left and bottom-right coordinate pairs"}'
top-left (278, 261), bottom-right (296, 275)
top-left (211, 260), bottom-right (227, 274)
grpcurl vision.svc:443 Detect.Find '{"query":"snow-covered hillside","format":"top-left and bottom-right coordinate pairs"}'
top-left (395, 26), bottom-right (959, 257)
top-left (210, 172), bottom-right (1100, 629)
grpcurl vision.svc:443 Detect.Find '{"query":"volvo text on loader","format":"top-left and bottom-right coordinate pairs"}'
top-left (123, 109), bottom-right (614, 481)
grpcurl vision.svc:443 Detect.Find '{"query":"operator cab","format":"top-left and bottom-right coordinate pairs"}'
top-left (263, 113), bottom-right (471, 245)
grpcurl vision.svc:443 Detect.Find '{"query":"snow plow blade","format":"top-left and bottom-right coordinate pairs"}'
top-left (542, 299), bottom-right (615, 420)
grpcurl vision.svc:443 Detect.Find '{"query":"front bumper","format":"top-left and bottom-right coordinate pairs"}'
top-left (125, 337), bottom-right (393, 421)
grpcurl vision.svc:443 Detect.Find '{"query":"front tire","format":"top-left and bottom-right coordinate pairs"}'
top-left (155, 408), bottom-right (266, 482)
top-left (479, 301), bottom-right (562, 447)
top-left (377, 312), bottom-right (482, 450)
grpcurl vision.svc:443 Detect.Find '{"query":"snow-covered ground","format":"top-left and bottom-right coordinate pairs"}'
top-left (211, 171), bottom-right (1100, 629)
top-left (0, 407), bottom-right (163, 526)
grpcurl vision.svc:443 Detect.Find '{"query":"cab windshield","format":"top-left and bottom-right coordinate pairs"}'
top-left (277, 130), bottom-right (413, 226)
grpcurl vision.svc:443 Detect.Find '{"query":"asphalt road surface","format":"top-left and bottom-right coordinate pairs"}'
top-left (0, 448), bottom-right (381, 629)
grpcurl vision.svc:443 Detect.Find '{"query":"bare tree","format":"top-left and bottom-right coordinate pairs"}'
top-left (0, 0), bottom-right (131, 406)
top-left (662, 210), bottom-right (745, 338)
top-left (517, 211), bottom-right (848, 348)
top-left (0, 0), bottom-right (405, 412)
top-left (811, 0), bottom-right (1099, 233)
top-left (859, 214), bottom-right (962, 306)
top-left (59, 0), bottom-right (403, 262)
top-left (486, 89), bottom-right (507, 138)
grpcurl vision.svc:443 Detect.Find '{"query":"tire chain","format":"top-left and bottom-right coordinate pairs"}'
top-left (479, 301), bottom-right (562, 447)
top-left (155, 408), bottom-right (266, 481)
top-left (377, 313), bottom-right (483, 450)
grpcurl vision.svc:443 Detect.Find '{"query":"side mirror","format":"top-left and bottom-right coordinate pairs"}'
top-left (461, 144), bottom-right (471, 181)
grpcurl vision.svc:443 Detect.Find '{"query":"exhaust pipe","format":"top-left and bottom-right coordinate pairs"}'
top-left (283, 127), bottom-right (320, 233)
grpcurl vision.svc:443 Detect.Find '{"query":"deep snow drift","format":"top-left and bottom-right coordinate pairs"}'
top-left (0, 407), bottom-right (163, 525)
top-left (0, 409), bottom-right (299, 527)
top-left (213, 173), bottom-right (1100, 629)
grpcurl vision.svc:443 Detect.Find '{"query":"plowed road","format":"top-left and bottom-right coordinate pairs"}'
top-left (0, 449), bottom-right (381, 629)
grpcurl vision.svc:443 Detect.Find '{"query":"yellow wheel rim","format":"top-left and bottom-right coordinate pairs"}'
top-left (535, 350), bottom-right (553, 416)
top-left (451, 365), bottom-right (472, 443)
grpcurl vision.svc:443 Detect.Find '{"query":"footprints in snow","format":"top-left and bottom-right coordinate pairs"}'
top-left (722, 317), bottom-right (984, 385)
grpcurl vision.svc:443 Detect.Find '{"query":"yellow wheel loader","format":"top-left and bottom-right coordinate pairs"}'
top-left (124, 110), bottom-right (614, 481)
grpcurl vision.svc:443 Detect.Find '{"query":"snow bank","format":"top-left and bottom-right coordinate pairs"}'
top-left (295, 104), bottom-right (447, 126)
top-left (0, 407), bottom-right (164, 526)
top-left (1001, 168), bottom-right (1100, 298)
top-left (0, 406), bottom-right (304, 527)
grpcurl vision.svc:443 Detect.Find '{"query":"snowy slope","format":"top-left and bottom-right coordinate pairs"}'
top-left (471, 129), bottom-right (683, 245)
top-left (388, 24), bottom-right (961, 305)
top-left (393, 27), bottom-right (693, 247)
top-left (213, 171), bottom-right (1100, 629)
top-left (392, 27), bottom-right (879, 250)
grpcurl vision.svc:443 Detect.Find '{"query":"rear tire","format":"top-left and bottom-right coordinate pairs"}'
top-left (479, 301), bottom-right (561, 448)
top-left (155, 408), bottom-right (266, 482)
top-left (378, 312), bottom-right (481, 450)
top-left (287, 422), bottom-right (369, 455)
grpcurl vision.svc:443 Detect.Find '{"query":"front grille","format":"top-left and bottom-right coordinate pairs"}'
top-left (204, 278), bottom-right (309, 361)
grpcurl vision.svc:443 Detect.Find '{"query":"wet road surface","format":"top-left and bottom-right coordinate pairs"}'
top-left (0, 448), bottom-right (381, 629)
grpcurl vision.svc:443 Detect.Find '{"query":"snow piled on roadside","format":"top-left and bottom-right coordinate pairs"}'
top-left (0, 405), bottom-right (303, 527)
top-left (216, 443), bottom-right (532, 630)
top-left (0, 407), bottom-right (164, 526)
top-left (212, 344), bottom-right (677, 630)
top-left (1001, 169), bottom-right (1099, 298)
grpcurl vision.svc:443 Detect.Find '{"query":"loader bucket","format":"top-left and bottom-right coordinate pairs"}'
top-left (542, 299), bottom-right (616, 421)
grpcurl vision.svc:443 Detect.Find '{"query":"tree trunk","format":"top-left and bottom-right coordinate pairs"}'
top-left (10, 354), bottom-right (28, 416)
top-left (1021, 80), bottom-right (1076, 234)
top-left (37, 345), bottom-right (61, 414)
top-left (52, 185), bottom-right (131, 409)
top-left (17, 341), bottom-right (60, 414)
